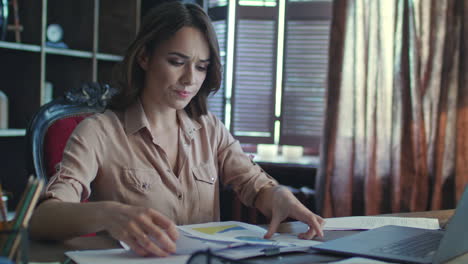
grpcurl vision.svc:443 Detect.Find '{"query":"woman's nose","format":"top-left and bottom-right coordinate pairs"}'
top-left (180, 65), bottom-right (194, 85)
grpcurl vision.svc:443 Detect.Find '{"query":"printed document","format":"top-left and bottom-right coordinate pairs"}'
top-left (178, 221), bottom-right (321, 247)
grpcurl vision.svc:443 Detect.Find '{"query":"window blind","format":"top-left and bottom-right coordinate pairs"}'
top-left (206, 0), bottom-right (332, 151)
top-left (208, 0), bottom-right (227, 8)
top-left (207, 20), bottom-right (227, 122)
top-left (280, 20), bottom-right (330, 147)
top-left (231, 19), bottom-right (276, 142)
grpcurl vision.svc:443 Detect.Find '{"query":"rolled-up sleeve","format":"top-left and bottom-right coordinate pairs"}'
top-left (42, 119), bottom-right (100, 203)
top-left (213, 115), bottom-right (278, 207)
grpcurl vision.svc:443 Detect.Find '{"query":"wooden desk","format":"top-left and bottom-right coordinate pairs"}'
top-left (28, 210), bottom-right (468, 264)
top-left (29, 235), bottom-right (120, 262)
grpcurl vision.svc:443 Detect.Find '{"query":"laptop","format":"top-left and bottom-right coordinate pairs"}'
top-left (311, 187), bottom-right (468, 264)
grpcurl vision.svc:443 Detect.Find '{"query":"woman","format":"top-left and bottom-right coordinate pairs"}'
top-left (30, 1), bottom-right (324, 257)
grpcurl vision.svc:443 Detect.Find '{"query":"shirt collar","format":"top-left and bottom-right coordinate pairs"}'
top-left (124, 99), bottom-right (151, 135)
top-left (177, 110), bottom-right (202, 140)
top-left (124, 99), bottom-right (202, 138)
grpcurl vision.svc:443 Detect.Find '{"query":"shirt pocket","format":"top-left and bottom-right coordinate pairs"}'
top-left (122, 168), bottom-right (161, 194)
top-left (193, 162), bottom-right (218, 185)
top-left (192, 162), bottom-right (218, 218)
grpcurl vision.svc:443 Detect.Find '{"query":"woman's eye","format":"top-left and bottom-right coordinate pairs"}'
top-left (169, 60), bottom-right (184, 66)
top-left (196, 65), bottom-right (208, 72)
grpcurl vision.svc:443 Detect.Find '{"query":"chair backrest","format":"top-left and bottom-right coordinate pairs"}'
top-left (26, 83), bottom-right (117, 182)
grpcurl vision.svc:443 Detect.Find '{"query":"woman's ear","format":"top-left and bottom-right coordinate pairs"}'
top-left (137, 48), bottom-right (149, 71)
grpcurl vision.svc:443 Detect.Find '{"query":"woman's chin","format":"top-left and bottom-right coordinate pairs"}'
top-left (171, 101), bottom-right (191, 111)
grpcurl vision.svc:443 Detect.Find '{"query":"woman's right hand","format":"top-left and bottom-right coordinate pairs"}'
top-left (103, 201), bottom-right (179, 257)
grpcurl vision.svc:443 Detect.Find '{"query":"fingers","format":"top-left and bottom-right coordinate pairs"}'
top-left (133, 224), bottom-right (174, 257)
top-left (135, 209), bottom-right (178, 255)
top-left (281, 190), bottom-right (324, 239)
top-left (285, 198), bottom-right (324, 240)
top-left (147, 209), bottom-right (179, 241)
top-left (298, 213), bottom-right (325, 240)
top-left (264, 215), bottom-right (282, 239)
top-left (128, 233), bottom-right (171, 257)
top-left (123, 235), bottom-right (153, 256)
top-left (111, 207), bottom-right (179, 257)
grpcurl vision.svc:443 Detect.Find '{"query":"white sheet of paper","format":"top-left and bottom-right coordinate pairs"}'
top-left (178, 221), bottom-right (320, 247)
top-left (65, 249), bottom-right (190, 264)
top-left (120, 230), bottom-right (235, 255)
top-left (173, 231), bottom-right (236, 255)
top-left (323, 216), bottom-right (440, 230)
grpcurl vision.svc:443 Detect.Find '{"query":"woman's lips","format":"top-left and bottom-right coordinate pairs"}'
top-left (175, 90), bottom-right (191, 98)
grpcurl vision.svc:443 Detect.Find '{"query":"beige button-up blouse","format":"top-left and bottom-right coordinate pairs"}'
top-left (44, 100), bottom-right (277, 225)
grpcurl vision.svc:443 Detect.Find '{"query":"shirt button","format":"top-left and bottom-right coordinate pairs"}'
top-left (211, 177), bottom-right (215, 182)
top-left (178, 194), bottom-right (183, 200)
top-left (167, 169), bottom-right (171, 173)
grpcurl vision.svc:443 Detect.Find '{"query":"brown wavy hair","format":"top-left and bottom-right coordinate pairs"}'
top-left (108, 1), bottom-right (222, 119)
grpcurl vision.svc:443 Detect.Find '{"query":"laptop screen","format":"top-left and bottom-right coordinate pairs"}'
top-left (433, 186), bottom-right (468, 264)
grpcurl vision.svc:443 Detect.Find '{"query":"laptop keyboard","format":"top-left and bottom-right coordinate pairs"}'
top-left (371, 232), bottom-right (443, 258)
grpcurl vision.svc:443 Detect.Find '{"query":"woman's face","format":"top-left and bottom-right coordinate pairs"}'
top-left (139, 26), bottom-right (210, 111)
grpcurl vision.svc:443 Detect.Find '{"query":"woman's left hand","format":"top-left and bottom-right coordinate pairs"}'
top-left (257, 186), bottom-right (325, 240)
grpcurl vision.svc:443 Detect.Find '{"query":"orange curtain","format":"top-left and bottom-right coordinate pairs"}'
top-left (316, 0), bottom-right (468, 217)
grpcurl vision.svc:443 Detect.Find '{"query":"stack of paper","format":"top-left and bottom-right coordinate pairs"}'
top-left (179, 221), bottom-right (315, 246)
top-left (323, 216), bottom-right (440, 230)
top-left (178, 221), bottom-right (321, 259)
top-left (68, 221), bottom-right (322, 264)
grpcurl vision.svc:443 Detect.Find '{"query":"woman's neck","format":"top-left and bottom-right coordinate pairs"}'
top-left (140, 96), bottom-right (178, 133)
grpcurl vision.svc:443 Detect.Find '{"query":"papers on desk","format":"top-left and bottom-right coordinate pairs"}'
top-left (179, 221), bottom-right (320, 247)
top-left (177, 221), bottom-right (322, 259)
top-left (65, 217), bottom-right (441, 264)
top-left (67, 221), bottom-right (322, 264)
top-left (323, 216), bottom-right (440, 230)
top-left (126, 221), bottom-right (319, 256)
top-left (119, 230), bottom-right (236, 255)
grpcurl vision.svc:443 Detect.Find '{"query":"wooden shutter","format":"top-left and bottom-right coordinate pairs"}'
top-left (207, 19), bottom-right (227, 122)
top-left (280, 0), bottom-right (332, 148)
top-left (231, 19), bottom-right (276, 143)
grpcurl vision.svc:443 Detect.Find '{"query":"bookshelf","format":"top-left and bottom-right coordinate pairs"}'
top-left (0, 0), bottom-right (142, 208)
top-left (0, 0), bottom-right (139, 131)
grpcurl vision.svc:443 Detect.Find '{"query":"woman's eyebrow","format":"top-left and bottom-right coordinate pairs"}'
top-left (168, 51), bottom-right (210, 63)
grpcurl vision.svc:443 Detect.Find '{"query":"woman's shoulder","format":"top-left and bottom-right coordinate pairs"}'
top-left (197, 111), bottom-right (231, 139)
top-left (73, 109), bottom-right (123, 137)
top-left (196, 111), bottom-right (227, 134)
top-left (198, 111), bottom-right (223, 127)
